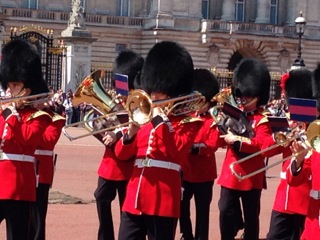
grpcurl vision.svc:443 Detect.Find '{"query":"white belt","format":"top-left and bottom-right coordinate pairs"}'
top-left (280, 171), bottom-right (286, 180)
top-left (34, 149), bottom-right (53, 156)
top-left (310, 189), bottom-right (320, 200)
top-left (0, 153), bottom-right (35, 163)
top-left (135, 158), bottom-right (181, 172)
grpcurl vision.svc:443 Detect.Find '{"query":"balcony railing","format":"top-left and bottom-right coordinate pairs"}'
top-left (207, 20), bottom-right (320, 40)
top-left (2, 7), bottom-right (144, 27)
top-left (1, 7), bottom-right (320, 39)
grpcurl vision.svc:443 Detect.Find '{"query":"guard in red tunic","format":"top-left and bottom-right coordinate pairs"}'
top-left (94, 50), bottom-right (144, 240)
top-left (286, 63), bottom-right (320, 240)
top-left (31, 102), bottom-right (66, 240)
top-left (264, 67), bottom-right (313, 240)
top-left (115, 41), bottom-right (203, 240)
top-left (179, 68), bottom-right (224, 240)
top-left (0, 39), bottom-right (52, 240)
top-left (217, 58), bottom-right (272, 240)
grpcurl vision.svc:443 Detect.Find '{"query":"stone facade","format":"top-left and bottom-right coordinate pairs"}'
top-left (1, 0), bottom-right (320, 72)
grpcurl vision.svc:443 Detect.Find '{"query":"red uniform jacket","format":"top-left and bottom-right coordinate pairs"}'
top-left (97, 131), bottom-right (134, 181)
top-left (35, 110), bottom-right (65, 185)
top-left (182, 114), bottom-right (224, 182)
top-left (114, 114), bottom-right (202, 218)
top-left (0, 107), bottom-right (51, 201)
top-left (262, 135), bottom-right (311, 215)
top-left (217, 112), bottom-right (271, 190)
top-left (287, 151), bottom-right (320, 240)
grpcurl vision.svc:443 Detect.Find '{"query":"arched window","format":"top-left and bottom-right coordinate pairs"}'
top-left (235, 0), bottom-right (245, 22)
top-left (270, 0), bottom-right (278, 24)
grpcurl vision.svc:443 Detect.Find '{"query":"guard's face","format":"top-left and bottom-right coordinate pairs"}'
top-left (6, 82), bottom-right (31, 97)
top-left (150, 92), bottom-right (167, 101)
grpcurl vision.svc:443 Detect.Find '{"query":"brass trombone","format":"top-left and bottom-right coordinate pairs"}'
top-left (0, 92), bottom-right (53, 107)
top-left (229, 120), bottom-right (320, 181)
top-left (62, 89), bottom-right (206, 141)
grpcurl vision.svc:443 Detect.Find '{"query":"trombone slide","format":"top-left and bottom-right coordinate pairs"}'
top-left (229, 132), bottom-right (306, 181)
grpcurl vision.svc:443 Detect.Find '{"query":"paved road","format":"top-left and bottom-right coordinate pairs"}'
top-left (0, 127), bottom-right (281, 239)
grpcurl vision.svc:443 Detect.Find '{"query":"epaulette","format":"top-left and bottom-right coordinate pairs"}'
top-left (234, 135), bottom-right (251, 144)
top-left (27, 110), bottom-right (51, 121)
top-left (262, 108), bottom-right (272, 116)
top-left (257, 116), bottom-right (269, 126)
top-left (52, 113), bottom-right (66, 122)
top-left (179, 116), bottom-right (203, 125)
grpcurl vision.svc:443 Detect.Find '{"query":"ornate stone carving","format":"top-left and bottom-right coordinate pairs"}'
top-left (206, 44), bottom-right (220, 67)
top-left (278, 49), bottom-right (291, 72)
top-left (68, 0), bottom-right (85, 29)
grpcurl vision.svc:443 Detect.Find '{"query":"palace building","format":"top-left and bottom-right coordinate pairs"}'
top-left (1, 0), bottom-right (320, 73)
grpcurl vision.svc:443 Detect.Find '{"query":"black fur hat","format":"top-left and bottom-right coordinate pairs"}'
top-left (0, 39), bottom-right (48, 95)
top-left (192, 68), bottom-right (219, 102)
top-left (312, 63), bottom-right (320, 99)
top-left (312, 63), bottom-right (320, 110)
top-left (140, 41), bottom-right (194, 98)
top-left (285, 67), bottom-right (313, 101)
top-left (113, 50), bottom-right (144, 90)
top-left (232, 58), bottom-right (271, 106)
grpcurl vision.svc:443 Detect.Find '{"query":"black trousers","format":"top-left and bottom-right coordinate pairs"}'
top-left (179, 180), bottom-right (214, 240)
top-left (119, 211), bottom-right (177, 240)
top-left (218, 186), bottom-right (261, 240)
top-left (266, 210), bottom-right (306, 240)
top-left (0, 200), bottom-right (32, 240)
top-left (29, 183), bottom-right (51, 240)
top-left (94, 176), bottom-right (128, 240)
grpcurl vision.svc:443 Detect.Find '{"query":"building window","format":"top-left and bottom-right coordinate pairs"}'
top-left (116, 0), bottom-right (130, 16)
top-left (202, 0), bottom-right (209, 19)
top-left (23, 0), bottom-right (38, 9)
top-left (270, 0), bottom-right (278, 24)
top-left (115, 43), bottom-right (127, 53)
top-left (235, 0), bottom-right (245, 22)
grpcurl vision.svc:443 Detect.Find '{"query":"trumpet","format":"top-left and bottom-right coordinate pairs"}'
top-left (62, 89), bottom-right (206, 141)
top-left (0, 92), bottom-right (53, 107)
top-left (229, 120), bottom-right (320, 181)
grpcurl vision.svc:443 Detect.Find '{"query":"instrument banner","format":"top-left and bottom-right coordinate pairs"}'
top-left (289, 97), bottom-right (317, 123)
top-left (115, 73), bottom-right (129, 96)
top-left (267, 116), bottom-right (290, 133)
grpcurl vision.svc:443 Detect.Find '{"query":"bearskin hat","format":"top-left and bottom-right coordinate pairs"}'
top-left (113, 50), bottom-right (144, 90)
top-left (0, 39), bottom-right (48, 95)
top-left (192, 68), bottom-right (219, 103)
top-left (140, 41), bottom-right (194, 98)
top-left (285, 67), bottom-right (313, 101)
top-left (232, 58), bottom-right (271, 106)
top-left (312, 63), bottom-right (320, 110)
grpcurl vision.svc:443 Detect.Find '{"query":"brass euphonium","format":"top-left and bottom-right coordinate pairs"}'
top-left (210, 86), bottom-right (254, 138)
top-left (62, 70), bottom-right (126, 141)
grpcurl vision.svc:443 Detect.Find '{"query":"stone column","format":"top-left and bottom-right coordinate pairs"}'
top-left (59, 0), bottom-right (97, 93)
top-left (255, 0), bottom-right (269, 23)
top-left (221, 0), bottom-right (235, 21)
top-left (145, 0), bottom-right (174, 28)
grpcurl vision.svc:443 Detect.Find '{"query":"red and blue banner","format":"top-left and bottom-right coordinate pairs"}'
top-left (114, 73), bottom-right (129, 96)
top-left (289, 97), bottom-right (317, 123)
top-left (267, 116), bottom-right (290, 133)
top-left (222, 102), bottom-right (242, 120)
